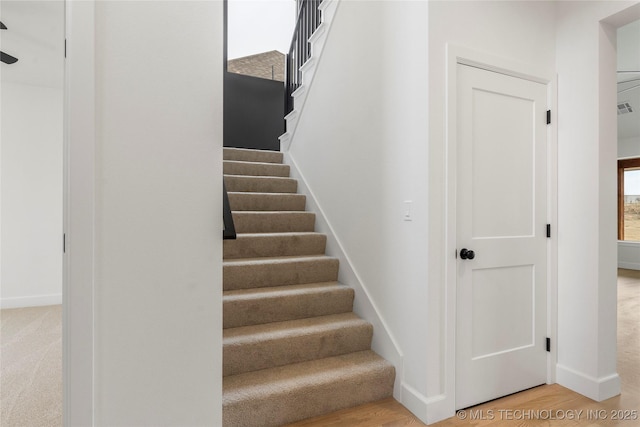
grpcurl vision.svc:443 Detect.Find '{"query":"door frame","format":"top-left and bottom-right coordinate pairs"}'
top-left (443, 44), bottom-right (558, 411)
top-left (63, 0), bottom-right (96, 425)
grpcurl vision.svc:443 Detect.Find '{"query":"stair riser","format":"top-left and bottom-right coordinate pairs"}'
top-left (228, 193), bottom-right (306, 211)
top-left (224, 161), bottom-right (290, 177)
top-left (223, 258), bottom-right (339, 291)
top-left (223, 234), bottom-right (326, 260)
top-left (223, 360), bottom-right (395, 427)
top-left (224, 175), bottom-right (298, 193)
top-left (223, 288), bottom-right (354, 328)
top-left (223, 148), bottom-right (284, 164)
top-left (232, 212), bottom-right (315, 233)
top-left (223, 322), bottom-right (373, 376)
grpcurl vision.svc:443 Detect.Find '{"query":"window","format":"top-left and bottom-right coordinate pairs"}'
top-left (618, 158), bottom-right (640, 241)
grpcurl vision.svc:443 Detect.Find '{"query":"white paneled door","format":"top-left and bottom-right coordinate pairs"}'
top-left (456, 64), bottom-right (548, 409)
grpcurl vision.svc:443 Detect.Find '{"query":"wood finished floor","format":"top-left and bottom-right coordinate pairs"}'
top-left (286, 269), bottom-right (640, 427)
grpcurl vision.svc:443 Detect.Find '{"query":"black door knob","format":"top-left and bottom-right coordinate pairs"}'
top-left (460, 248), bottom-right (475, 260)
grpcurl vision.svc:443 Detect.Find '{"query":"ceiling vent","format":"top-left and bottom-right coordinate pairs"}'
top-left (618, 101), bottom-right (634, 115)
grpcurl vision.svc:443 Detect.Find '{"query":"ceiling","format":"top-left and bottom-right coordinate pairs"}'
top-left (618, 19), bottom-right (640, 142)
top-left (0, 1), bottom-right (64, 88)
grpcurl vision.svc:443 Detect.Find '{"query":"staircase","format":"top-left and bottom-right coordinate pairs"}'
top-left (222, 147), bottom-right (395, 426)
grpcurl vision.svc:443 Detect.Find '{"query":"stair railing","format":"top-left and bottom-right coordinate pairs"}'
top-left (223, 182), bottom-right (236, 240)
top-left (285, 0), bottom-right (323, 115)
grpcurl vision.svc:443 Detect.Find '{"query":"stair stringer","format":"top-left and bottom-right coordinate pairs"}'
top-left (283, 150), bottom-right (404, 400)
top-left (279, 0), bottom-right (341, 152)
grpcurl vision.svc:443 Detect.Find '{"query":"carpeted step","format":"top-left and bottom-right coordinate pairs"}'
top-left (223, 147), bottom-right (284, 164)
top-left (223, 282), bottom-right (353, 328)
top-left (223, 350), bottom-right (395, 427)
top-left (224, 175), bottom-right (298, 193)
top-left (232, 211), bottom-right (316, 233)
top-left (222, 144), bottom-right (397, 425)
top-left (223, 232), bottom-right (327, 260)
top-left (224, 160), bottom-right (290, 177)
top-left (223, 313), bottom-right (373, 376)
top-left (223, 256), bottom-right (339, 291)
top-left (228, 192), bottom-right (306, 211)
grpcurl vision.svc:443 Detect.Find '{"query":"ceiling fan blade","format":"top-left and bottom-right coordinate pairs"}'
top-left (0, 21), bottom-right (7, 30)
top-left (1, 51), bottom-right (19, 64)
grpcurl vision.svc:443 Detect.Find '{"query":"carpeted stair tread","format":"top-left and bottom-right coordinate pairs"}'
top-left (223, 255), bottom-right (339, 290)
top-left (228, 192), bottom-right (306, 211)
top-left (224, 174), bottom-right (298, 193)
top-left (223, 282), bottom-right (354, 328)
top-left (222, 146), bottom-right (396, 424)
top-left (223, 147), bottom-right (284, 164)
top-left (232, 211), bottom-right (316, 233)
top-left (224, 160), bottom-right (290, 177)
top-left (223, 350), bottom-right (395, 427)
top-left (223, 313), bottom-right (373, 376)
top-left (223, 232), bottom-right (327, 260)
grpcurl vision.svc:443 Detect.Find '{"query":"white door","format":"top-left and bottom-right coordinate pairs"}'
top-left (456, 64), bottom-right (548, 409)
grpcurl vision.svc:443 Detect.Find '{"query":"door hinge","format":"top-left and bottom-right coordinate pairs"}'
top-left (546, 337), bottom-right (551, 352)
top-left (63, 233), bottom-right (66, 253)
top-left (546, 110), bottom-right (551, 125)
top-left (546, 224), bottom-right (551, 238)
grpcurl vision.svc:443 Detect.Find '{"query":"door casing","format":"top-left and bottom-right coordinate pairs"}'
top-left (443, 44), bottom-right (558, 414)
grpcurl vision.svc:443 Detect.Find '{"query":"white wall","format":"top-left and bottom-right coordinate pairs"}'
top-left (281, 0), bottom-right (640, 424)
top-left (617, 19), bottom-right (640, 71)
top-left (287, 0), bottom-right (558, 424)
top-left (0, 0), bottom-right (64, 309)
top-left (618, 241), bottom-right (640, 269)
top-left (426, 1), bottom-right (556, 422)
top-left (85, 1), bottom-right (223, 424)
top-left (617, 19), bottom-right (640, 270)
top-left (287, 0), bottom-right (430, 418)
top-left (1, 82), bottom-right (63, 308)
top-left (555, 0), bottom-right (640, 403)
top-left (619, 137), bottom-right (640, 158)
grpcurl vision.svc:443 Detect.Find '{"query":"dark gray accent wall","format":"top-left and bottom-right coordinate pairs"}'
top-left (224, 72), bottom-right (284, 151)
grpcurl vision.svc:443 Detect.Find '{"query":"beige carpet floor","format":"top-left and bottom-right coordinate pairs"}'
top-left (1, 305), bottom-right (62, 427)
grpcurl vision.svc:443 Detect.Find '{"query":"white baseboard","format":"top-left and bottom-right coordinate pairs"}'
top-left (1, 294), bottom-right (62, 309)
top-left (400, 382), bottom-right (429, 422)
top-left (618, 241), bottom-right (640, 271)
top-left (618, 261), bottom-right (640, 270)
top-left (400, 383), bottom-right (454, 425)
top-left (425, 393), bottom-right (454, 425)
top-left (284, 151), bottom-right (404, 397)
top-left (556, 364), bottom-right (620, 401)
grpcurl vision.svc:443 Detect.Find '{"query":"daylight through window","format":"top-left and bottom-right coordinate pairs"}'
top-left (619, 158), bottom-right (640, 241)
